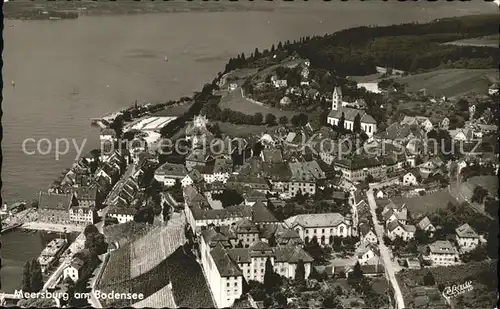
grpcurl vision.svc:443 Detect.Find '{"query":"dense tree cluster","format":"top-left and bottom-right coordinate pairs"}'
top-left (429, 202), bottom-right (498, 258)
top-left (159, 91), bottom-right (213, 139)
top-left (84, 225), bottom-right (108, 256)
top-left (212, 189), bottom-right (244, 208)
top-left (201, 97), bottom-right (284, 126)
top-left (423, 271), bottom-right (436, 286)
top-left (22, 258), bottom-right (43, 292)
top-left (223, 15), bottom-right (498, 77)
top-left (471, 185), bottom-right (489, 203)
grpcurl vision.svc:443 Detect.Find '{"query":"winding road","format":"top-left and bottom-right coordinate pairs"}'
top-left (448, 171), bottom-right (493, 220)
top-left (366, 188), bottom-right (406, 309)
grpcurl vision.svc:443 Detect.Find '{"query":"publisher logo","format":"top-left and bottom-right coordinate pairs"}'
top-left (442, 281), bottom-right (474, 298)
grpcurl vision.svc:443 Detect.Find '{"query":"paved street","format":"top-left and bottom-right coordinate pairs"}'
top-left (367, 188), bottom-right (406, 309)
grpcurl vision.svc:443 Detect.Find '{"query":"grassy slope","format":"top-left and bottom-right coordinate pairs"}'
top-left (394, 69), bottom-right (498, 98)
top-left (216, 121), bottom-right (279, 137)
top-left (391, 190), bottom-right (456, 214)
top-left (461, 175), bottom-right (499, 198)
top-left (350, 68), bottom-right (498, 99)
top-left (219, 86), bottom-right (299, 118)
top-left (152, 102), bottom-right (194, 117)
top-left (442, 35), bottom-right (499, 48)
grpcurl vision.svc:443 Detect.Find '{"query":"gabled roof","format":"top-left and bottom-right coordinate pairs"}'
top-left (187, 169), bottom-right (204, 183)
top-left (186, 149), bottom-right (208, 163)
top-left (101, 128), bottom-right (116, 136)
top-left (382, 201), bottom-right (407, 222)
top-left (261, 149), bottom-right (283, 164)
top-left (328, 107), bottom-right (376, 124)
top-left (360, 263), bottom-right (385, 274)
top-left (285, 213), bottom-right (345, 229)
top-left (252, 201), bottom-right (279, 223)
top-left (428, 240), bottom-right (458, 255)
top-left (417, 216), bottom-right (433, 230)
top-left (274, 225), bottom-right (302, 243)
top-left (288, 160), bottom-right (326, 182)
top-left (403, 224), bottom-right (416, 233)
top-left (359, 223), bottom-right (375, 237)
top-left (356, 241), bottom-right (378, 257)
top-left (387, 220), bottom-right (402, 232)
top-left (213, 157), bottom-right (233, 174)
top-left (226, 248), bottom-right (251, 264)
top-left (274, 246), bottom-right (314, 263)
top-left (249, 241), bottom-right (274, 257)
top-left (69, 257), bottom-right (85, 270)
top-left (210, 243), bottom-right (243, 277)
top-left (38, 192), bottom-right (72, 211)
top-left (70, 185), bottom-right (98, 201)
top-left (192, 204), bottom-right (252, 221)
top-left (202, 228), bottom-right (232, 248)
top-left (382, 208), bottom-right (395, 221)
top-left (155, 162), bottom-right (188, 177)
top-left (356, 201), bottom-right (371, 219)
top-left (455, 223), bottom-right (479, 238)
top-left (233, 293), bottom-right (259, 309)
top-left (234, 218), bottom-right (259, 234)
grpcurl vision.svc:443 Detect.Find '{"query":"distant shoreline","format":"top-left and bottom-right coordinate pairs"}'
top-left (2, 2), bottom-right (274, 21)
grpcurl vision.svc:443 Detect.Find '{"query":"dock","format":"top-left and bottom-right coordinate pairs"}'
top-left (90, 118), bottom-right (108, 129)
top-left (0, 223), bottom-right (22, 234)
top-left (21, 222), bottom-right (84, 233)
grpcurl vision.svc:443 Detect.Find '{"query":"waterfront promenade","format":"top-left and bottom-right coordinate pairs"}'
top-left (43, 232), bottom-right (86, 291)
top-left (1, 208), bottom-right (38, 234)
top-left (22, 222), bottom-right (84, 233)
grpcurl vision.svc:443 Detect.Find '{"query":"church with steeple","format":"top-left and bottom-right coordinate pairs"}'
top-left (327, 86), bottom-right (377, 137)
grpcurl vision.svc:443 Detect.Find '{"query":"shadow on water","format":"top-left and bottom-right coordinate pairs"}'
top-left (0, 229), bottom-right (80, 293)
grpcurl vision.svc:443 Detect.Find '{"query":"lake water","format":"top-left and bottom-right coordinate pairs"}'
top-left (0, 230), bottom-right (79, 293)
top-left (0, 1), bottom-right (494, 292)
top-left (1, 2), bottom-right (494, 204)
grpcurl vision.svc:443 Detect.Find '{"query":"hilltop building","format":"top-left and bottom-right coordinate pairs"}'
top-left (327, 87), bottom-right (377, 137)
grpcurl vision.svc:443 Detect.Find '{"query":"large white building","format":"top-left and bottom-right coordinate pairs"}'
top-left (427, 240), bottom-right (459, 267)
top-left (327, 87), bottom-right (377, 137)
top-left (200, 226), bottom-right (313, 308)
top-left (63, 257), bottom-right (85, 282)
top-left (284, 213), bottom-right (353, 245)
top-left (455, 223), bottom-right (480, 252)
top-left (69, 206), bottom-right (95, 225)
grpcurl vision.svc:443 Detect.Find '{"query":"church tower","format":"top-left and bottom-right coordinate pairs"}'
top-left (194, 114), bottom-right (208, 129)
top-left (332, 86), bottom-right (342, 111)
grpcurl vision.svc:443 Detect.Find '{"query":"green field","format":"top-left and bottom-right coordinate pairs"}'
top-left (442, 35), bottom-right (498, 48)
top-left (392, 190), bottom-right (456, 214)
top-left (219, 87), bottom-right (300, 118)
top-left (223, 68), bottom-right (259, 85)
top-left (461, 175), bottom-right (499, 199)
top-left (216, 121), bottom-right (279, 137)
top-left (351, 69), bottom-right (498, 99)
top-left (152, 102), bottom-right (194, 117)
top-left (394, 69), bottom-right (498, 98)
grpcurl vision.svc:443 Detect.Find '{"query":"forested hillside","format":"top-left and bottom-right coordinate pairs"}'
top-left (225, 14), bottom-right (499, 76)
